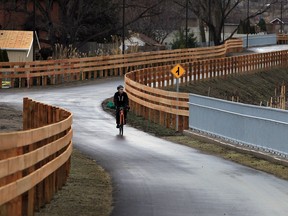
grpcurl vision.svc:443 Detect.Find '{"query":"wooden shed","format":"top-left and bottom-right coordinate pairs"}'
top-left (270, 18), bottom-right (288, 34)
top-left (0, 30), bottom-right (33, 62)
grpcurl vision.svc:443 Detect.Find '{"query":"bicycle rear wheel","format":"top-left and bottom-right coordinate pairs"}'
top-left (119, 125), bottom-right (123, 136)
top-left (119, 109), bottom-right (125, 136)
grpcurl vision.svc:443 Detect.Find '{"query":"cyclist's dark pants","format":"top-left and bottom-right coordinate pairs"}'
top-left (116, 109), bottom-right (127, 124)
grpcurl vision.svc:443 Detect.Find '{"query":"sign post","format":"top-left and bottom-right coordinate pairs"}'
top-left (171, 64), bottom-right (186, 131)
top-left (176, 77), bottom-right (179, 130)
top-left (27, 71), bottom-right (30, 89)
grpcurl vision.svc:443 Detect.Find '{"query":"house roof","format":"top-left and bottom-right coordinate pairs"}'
top-left (270, 18), bottom-right (288, 24)
top-left (0, 30), bottom-right (33, 50)
top-left (130, 33), bottom-right (163, 46)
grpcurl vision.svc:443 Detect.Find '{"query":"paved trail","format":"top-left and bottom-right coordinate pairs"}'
top-left (1, 78), bottom-right (288, 216)
top-left (248, 45), bottom-right (288, 53)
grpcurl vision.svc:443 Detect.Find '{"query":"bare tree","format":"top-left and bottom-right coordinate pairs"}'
top-left (127, 0), bottom-right (182, 43)
top-left (1, 0), bottom-right (180, 48)
top-left (0, 0), bottom-right (126, 47)
top-left (76, 0), bottom-right (171, 48)
top-left (0, 0), bottom-right (30, 29)
top-left (31, 0), bottom-right (119, 46)
top-left (176, 0), bottom-right (278, 45)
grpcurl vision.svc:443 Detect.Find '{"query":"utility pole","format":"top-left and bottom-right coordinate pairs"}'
top-left (246, 0), bottom-right (250, 48)
top-left (208, 0), bottom-right (211, 46)
top-left (33, 0), bottom-right (36, 60)
top-left (122, 0), bottom-right (125, 55)
top-left (281, 0), bottom-right (283, 34)
top-left (185, 0), bottom-right (188, 48)
top-left (222, 0), bottom-right (225, 42)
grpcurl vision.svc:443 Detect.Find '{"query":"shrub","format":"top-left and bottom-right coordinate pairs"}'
top-left (171, 29), bottom-right (197, 49)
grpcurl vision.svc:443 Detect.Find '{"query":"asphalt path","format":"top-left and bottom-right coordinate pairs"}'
top-left (1, 78), bottom-right (288, 216)
top-left (248, 45), bottom-right (288, 53)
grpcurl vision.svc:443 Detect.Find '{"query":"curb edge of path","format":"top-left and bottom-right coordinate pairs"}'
top-left (184, 130), bottom-right (288, 167)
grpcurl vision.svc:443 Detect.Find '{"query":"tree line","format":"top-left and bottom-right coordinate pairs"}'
top-left (0, 0), bottom-right (280, 48)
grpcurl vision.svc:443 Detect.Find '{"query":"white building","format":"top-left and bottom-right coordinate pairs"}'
top-left (121, 33), bottom-right (165, 52)
top-left (0, 30), bottom-right (33, 62)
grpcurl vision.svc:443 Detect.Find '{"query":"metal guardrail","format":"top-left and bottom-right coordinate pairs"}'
top-left (241, 34), bottom-right (277, 47)
top-left (189, 94), bottom-right (288, 157)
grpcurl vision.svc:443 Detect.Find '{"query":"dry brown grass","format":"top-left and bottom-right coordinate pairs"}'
top-left (166, 68), bottom-right (288, 106)
top-left (36, 149), bottom-right (113, 216)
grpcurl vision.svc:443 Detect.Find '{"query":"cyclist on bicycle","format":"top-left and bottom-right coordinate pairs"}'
top-left (114, 85), bottom-right (129, 128)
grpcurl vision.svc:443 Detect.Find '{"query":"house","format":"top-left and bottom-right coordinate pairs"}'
top-left (270, 18), bottom-right (288, 34)
top-left (123, 33), bottom-right (165, 52)
top-left (0, 30), bottom-right (33, 62)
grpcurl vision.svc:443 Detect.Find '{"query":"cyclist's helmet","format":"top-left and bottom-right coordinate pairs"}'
top-left (117, 85), bottom-right (124, 90)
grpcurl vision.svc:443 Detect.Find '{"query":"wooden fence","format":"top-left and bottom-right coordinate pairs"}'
top-left (125, 68), bottom-right (189, 131)
top-left (277, 34), bottom-right (288, 44)
top-left (0, 98), bottom-right (73, 216)
top-left (125, 50), bottom-right (288, 131)
top-left (0, 39), bottom-right (242, 88)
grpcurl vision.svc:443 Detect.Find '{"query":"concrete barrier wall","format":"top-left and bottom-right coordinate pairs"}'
top-left (241, 34), bottom-right (277, 47)
top-left (189, 94), bottom-right (288, 156)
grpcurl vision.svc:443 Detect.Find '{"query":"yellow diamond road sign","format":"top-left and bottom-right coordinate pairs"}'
top-left (171, 64), bottom-right (186, 79)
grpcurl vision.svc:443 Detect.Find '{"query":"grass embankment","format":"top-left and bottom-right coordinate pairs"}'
top-left (36, 149), bottom-right (113, 216)
top-left (0, 104), bottom-right (22, 132)
top-left (103, 68), bottom-right (288, 180)
top-left (166, 68), bottom-right (288, 106)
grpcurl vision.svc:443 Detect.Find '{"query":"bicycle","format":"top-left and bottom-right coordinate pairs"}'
top-left (119, 107), bottom-right (125, 136)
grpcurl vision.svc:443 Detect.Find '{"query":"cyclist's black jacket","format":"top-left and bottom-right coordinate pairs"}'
top-left (114, 92), bottom-right (129, 108)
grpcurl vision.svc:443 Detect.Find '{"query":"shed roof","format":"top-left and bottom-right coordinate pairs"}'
top-left (130, 33), bottom-right (164, 46)
top-left (270, 18), bottom-right (288, 24)
top-left (0, 30), bottom-right (33, 50)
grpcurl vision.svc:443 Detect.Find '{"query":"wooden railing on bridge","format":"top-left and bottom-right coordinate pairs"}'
top-left (0, 39), bottom-right (242, 88)
top-left (0, 98), bottom-right (73, 216)
top-left (125, 50), bottom-right (288, 130)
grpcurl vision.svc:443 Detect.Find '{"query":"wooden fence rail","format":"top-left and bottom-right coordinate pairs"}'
top-left (277, 34), bottom-right (288, 44)
top-left (0, 98), bottom-right (73, 216)
top-left (0, 39), bottom-right (242, 88)
top-left (125, 50), bottom-right (288, 131)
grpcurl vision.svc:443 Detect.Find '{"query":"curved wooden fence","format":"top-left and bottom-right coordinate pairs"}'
top-left (125, 68), bottom-right (189, 131)
top-left (125, 50), bottom-right (288, 131)
top-left (0, 39), bottom-right (242, 88)
top-left (0, 98), bottom-right (73, 216)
